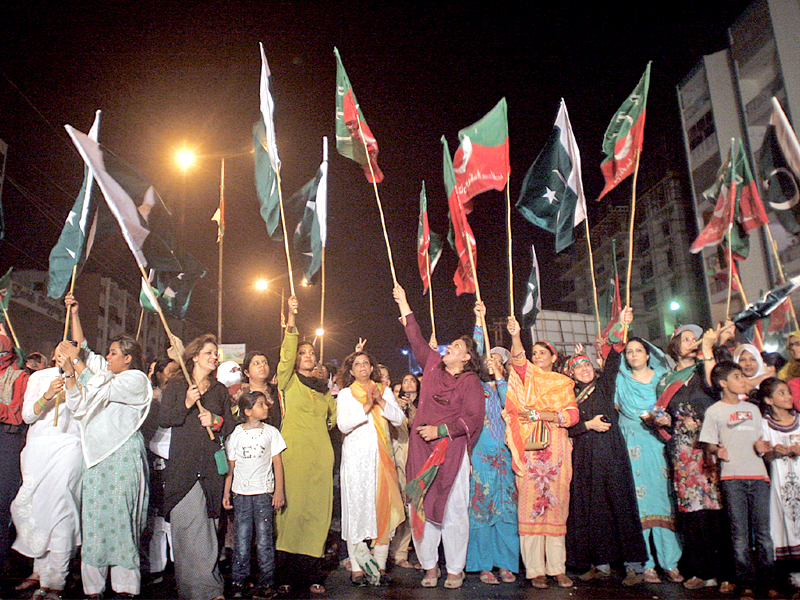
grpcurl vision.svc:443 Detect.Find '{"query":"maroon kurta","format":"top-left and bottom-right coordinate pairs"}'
top-left (403, 313), bottom-right (484, 525)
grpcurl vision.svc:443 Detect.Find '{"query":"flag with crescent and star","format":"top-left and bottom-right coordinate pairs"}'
top-left (520, 243), bottom-right (541, 328)
top-left (516, 99), bottom-right (586, 253)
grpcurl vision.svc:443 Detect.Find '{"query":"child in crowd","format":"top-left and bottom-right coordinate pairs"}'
top-left (699, 361), bottom-right (776, 599)
top-left (755, 377), bottom-right (800, 592)
top-left (223, 391), bottom-right (286, 600)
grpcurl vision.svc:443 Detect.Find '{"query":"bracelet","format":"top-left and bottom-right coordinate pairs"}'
top-left (37, 397), bottom-right (49, 408)
top-left (437, 424), bottom-right (449, 438)
top-left (64, 373), bottom-right (76, 379)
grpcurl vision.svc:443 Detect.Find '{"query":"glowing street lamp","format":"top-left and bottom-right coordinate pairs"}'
top-left (175, 148), bottom-right (196, 172)
top-left (669, 300), bottom-right (681, 312)
top-left (315, 328), bottom-right (325, 337)
top-left (255, 278), bottom-right (269, 291)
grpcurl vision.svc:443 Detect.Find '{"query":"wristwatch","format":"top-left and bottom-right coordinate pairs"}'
top-left (72, 358), bottom-right (79, 365)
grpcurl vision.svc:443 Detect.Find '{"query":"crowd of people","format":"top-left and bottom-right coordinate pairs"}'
top-left (1, 286), bottom-right (800, 600)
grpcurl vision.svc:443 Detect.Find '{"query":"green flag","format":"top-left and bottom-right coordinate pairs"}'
top-left (335, 47), bottom-right (383, 183)
top-left (254, 119), bottom-right (282, 241)
top-left (0, 267), bottom-right (12, 312)
top-left (140, 254), bottom-right (207, 319)
top-left (520, 243), bottom-right (541, 328)
top-left (48, 110), bottom-right (102, 298)
top-left (417, 181), bottom-right (443, 294)
top-left (292, 140), bottom-right (328, 285)
top-left (597, 62), bottom-right (651, 201)
top-left (517, 100), bottom-right (586, 253)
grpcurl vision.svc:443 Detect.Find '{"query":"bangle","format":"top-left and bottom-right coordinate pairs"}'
top-left (37, 397), bottom-right (49, 408)
top-left (64, 373), bottom-right (76, 379)
top-left (437, 424), bottom-right (449, 438)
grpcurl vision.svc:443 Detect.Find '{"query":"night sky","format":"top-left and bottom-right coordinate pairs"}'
top-left (1, 0), bottom-right (753, 376)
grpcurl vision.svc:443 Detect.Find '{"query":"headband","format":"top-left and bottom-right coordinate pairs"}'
top-left (568, 355), bottom-right (591, 372)
top-left (535, 340), bottom-right (557, 358)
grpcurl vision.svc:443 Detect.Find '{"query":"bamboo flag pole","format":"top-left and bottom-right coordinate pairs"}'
top-left (319, 247), bottom-right (326, 363)
top-left (218, 158), bottom-right (225, 340)
top-left (135, 308), bottom-right (144, 341)
top-left (426, 249), bottom-right (437, 343)
top-left (139, 268), bottom-right (214, 439)
top-left (1, 309), bottom-right (21, 355)
top-left (765, 226), bottom-right (800, 330)
top-left (506, 178), bottom-right (514, 317)
top-left (734, 270), bottom-right (764, 349)
top-left (622, 148), bottom-right (643, 342)
top-left (275, 169), bottom-right (296, 298)
top-left (464, 234), bottom-right (490, 351)
top-left (54, 265), bottom-right (78, 427)
top-left (726, 227), bottom-right (734, 319)
top-left (584, 219), bottom-right (602, 341)
top-left (356, 117), bottom-right (398, 287)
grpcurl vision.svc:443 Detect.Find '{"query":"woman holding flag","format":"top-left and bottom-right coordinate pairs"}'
top-left (336, 350), bottom-right (405, 585)
top-left (392, 284), bottom-right (484, 589)
top-left (503, 317), bottom-right (578, 589)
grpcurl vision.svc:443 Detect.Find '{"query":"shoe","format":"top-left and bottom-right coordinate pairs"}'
top-left (350, 573), bottom-right (367, 587)
top-left (683, 576), bottom-right (717, 589)
top-left (16, 577), bottom-right (40, 592)
top-left (622, 570), bottom-right (643, 586)
top-left (421, 567), bottom-right (440, 588)
top-left (579, 566), bottom-right (611, 581)
top-left (531, 575), bottom-right (548, 588)
top-left (231, 583), bottom-right (245, 598)
top-left (555, 573), bottom-right (573, 588)
top-left (339, 558), bottom-right (351, 571)
top-left (444, 572), bottom-right (465, 589)
top-left (666, 567), bottom-right (684, 583)
top-left (740, 588), bottom-right (755, 600)
top-left (276, 585), bottom-right (291, 596)
top-left (498, 569), bottom-right (516, 583)
top-left (644, 567), bottom-right (661, 583)
top-left (719, 581), bottom-right (736, 594)
top-left (479, 571), bottom-right (500, 585)
top-left (309, 583), bottom-right (325, 595)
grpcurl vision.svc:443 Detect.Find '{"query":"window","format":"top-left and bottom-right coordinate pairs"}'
top-left (643, 289), bottom-right (657, 310)
top-left (640, 262), bottom-right (653, 283)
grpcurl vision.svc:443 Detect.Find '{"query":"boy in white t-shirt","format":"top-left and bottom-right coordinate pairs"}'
top-left (223, 391), bottom-right (286, 599)
top-left (699, 361), bottom-right (774, 597)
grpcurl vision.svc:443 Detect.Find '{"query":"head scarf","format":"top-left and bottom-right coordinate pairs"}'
top-left (733, 344), bottom-right (765, 380)
top-left (489, 346), bottom-right (511, 365)
top-left (779, 331), bottom-right (800, 382)
top-left (615, 339), bottom-right (669, 420)
top-left (0, 334), bottom-right (18, 373)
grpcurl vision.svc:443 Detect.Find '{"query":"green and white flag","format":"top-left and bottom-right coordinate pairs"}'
top-left (0, 267), bottom-right (12, 312)
top-left (517, 99), bottom-right (586, 253)
top-left (417, 181), bottom-right (443, 294)
top-left (520, 243), bottom-right (541, 328)
top-left (255, 43), bottom-right (283, 241)
top-left (292, 138), bottom-right (328, 285)
top-left (48, 110), bottom-right (102, 298)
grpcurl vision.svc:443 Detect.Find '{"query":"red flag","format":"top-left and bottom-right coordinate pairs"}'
top-left (768, 299), bottom-right (790, 333)
top-left (714, 255), bottom-right (741, 293)
top-left (443, 137), bottom-right (477, 295)
top-left (452, 98), bottom-right (510, 213)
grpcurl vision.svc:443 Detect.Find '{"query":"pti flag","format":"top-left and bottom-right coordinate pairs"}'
top-left (443, 137), bottom-right (477, 295)
top-left (416, 181), bottom-right (443, 294)
top-left (335, 47), bottom-right (383, 183)
top-left (597, 63), bottom-right (651, 201)
top-left (452, 98), bottom-right (509, 213)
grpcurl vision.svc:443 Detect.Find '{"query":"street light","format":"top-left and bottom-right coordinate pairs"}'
top-left (669, 300), bottom-right (681, 312)
top-left (175, 147), bottom-right (196, 172)
top-left (255, 278), bottom-right (269, 291)
top-left (315, 327), bottom-right (325, 337)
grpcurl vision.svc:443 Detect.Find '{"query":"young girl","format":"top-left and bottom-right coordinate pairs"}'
top-left (223, 391), bottom-right (286, 600)
top-left (755, 377), bottom-right (800, 591)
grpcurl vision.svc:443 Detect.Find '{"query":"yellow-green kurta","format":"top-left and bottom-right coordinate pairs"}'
top-left (275, 329), bottom-right (336, 558)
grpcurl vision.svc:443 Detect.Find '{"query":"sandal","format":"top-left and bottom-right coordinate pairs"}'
top-left (531, 575), bottom-right (548, 588)
top-left (498, 569), bottom-right (516, 583)
top-left (444, 572), bottom-right (465, 589)
top-left (479, 571), bottom-right (500, 584)
top-left (556, 573), bottom-right (573, 588)
top-left (16, 577), bottom-right (40, 591)
top-left (666, 567), bottom-right (684, 583)
top-left (644, 567), bottom-right (661, 583)
top-left (309, 583), bottom-right (325, 595)
top-left (395, 559), bottom-right (414, 569)
top-left (350, 572), bottom-right (367, 587)
top-left (276, 584), bottom-right (291, 596)
top-left (421, 567), bottom-right (440, 587)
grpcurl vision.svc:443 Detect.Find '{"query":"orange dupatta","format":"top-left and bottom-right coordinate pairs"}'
top-left (503, 361), bottom-right (577, 476)
top-left (350, 381), bottom-right (405, 544)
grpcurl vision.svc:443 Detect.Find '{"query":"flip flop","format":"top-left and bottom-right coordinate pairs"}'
top-left (444, 572), bottom-right (465, 589)
top-left (479, 571), bottom-right (500, 585)
top-left (498, 569), bottom-right (517, 583)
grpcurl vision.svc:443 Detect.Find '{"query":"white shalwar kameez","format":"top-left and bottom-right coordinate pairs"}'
top-left (337, 384), bottom-right (404, 569)
top-left (762, 417), bottom-right (800, 561)
top-left (11, 367), bottom-right (83, 591)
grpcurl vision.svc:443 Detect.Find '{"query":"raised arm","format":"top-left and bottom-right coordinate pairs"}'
top-left (394, 284), bottom-right (438, 368)
top-left (278, 295), bottom-right (299, 390)
top-left (65, 293), bottom-right (85, 346)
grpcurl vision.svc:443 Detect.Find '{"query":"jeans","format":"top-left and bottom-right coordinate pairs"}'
top-left (232, 492), bottom-right (275, 587)
top-left (721, 479), bottom-right (774, 589)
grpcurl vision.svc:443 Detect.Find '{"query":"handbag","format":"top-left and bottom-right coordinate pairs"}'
top-left (214, 437), bottom-right (229, 475)
top-left (524, 418), bottom-right (550, 451)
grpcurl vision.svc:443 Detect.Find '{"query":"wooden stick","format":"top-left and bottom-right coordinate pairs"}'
top-left (765, 226), bottom-right (800, 330)
top-left (506, 178), bottom-right (514, 317)
top-left (135, 307), bottom-right (144, 341)
top-left (274, 169), bottom-right (295, 298)
top-left (426, 248), bottom-right (437, 343)
top-left (319, 246), bottom-right (326, 363)
top-left (464, 234), bottom-right (489, 353)
top-left (2, 308), bottom-right (21, 353)
top-left (356, 117), bottom-right (398, 287)
top-left (622, 148), bottom-right (642, 343)
top-left (55, 266), bottom-right (79, 427)
top-left (725, 227), bottom-right (734, 320)
top-left (139, 268), bottom-right (214, 439)
top-left (218, 157), bottom-right (225, 341)
top-left (734, 271), bottom-right (764, 349)
top-left (584, 218), bottom-right (602, 343)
